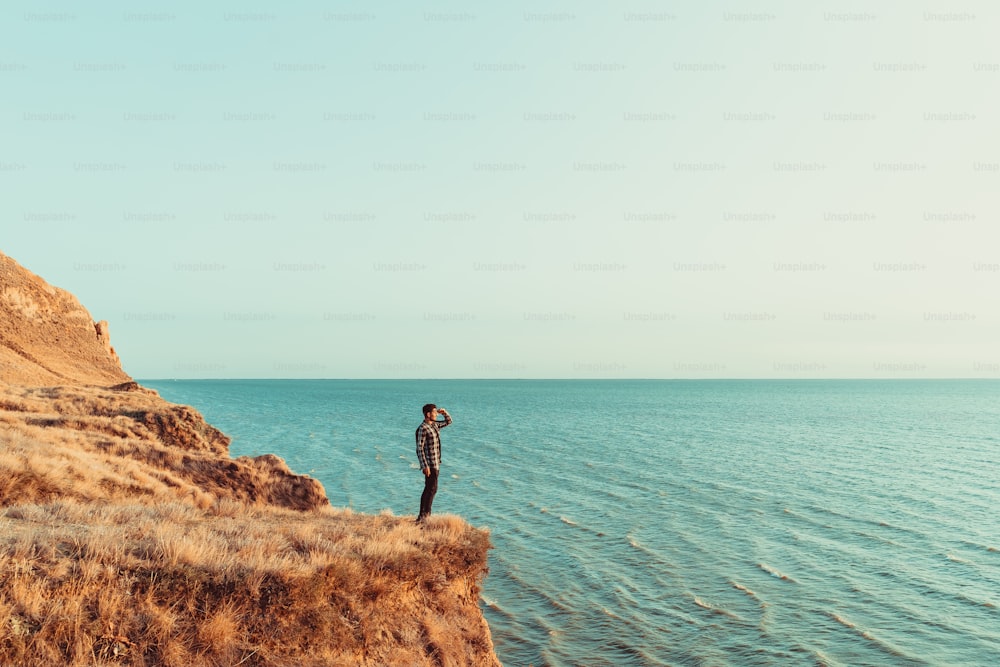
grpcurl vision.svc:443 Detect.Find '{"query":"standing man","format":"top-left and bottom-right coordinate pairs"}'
top-left (416, 403), bottom-right (451, 524)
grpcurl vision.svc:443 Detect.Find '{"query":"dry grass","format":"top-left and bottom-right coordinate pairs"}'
top-left (0, 501), bottom-right (496, 666)
top-left (0, 384), bottom-right (326, 511)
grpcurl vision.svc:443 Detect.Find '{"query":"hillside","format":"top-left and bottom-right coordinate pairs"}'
top-left (0, 251), bottom-right (499, 666)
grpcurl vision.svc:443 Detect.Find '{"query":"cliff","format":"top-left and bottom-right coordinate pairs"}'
top-left (0, 252), bottom-right (129, 387)
top-left (0, 251), bottom-right (499, 666)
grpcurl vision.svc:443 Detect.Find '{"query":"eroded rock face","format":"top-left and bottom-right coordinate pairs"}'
top-left (94, 320), bottom-right (121, 367)
top-left (0, 251), bottom-right (330, 511)
top-left (0, 252), bottom-right (129, 386)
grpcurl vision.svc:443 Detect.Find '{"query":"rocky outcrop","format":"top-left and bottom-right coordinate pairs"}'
top-left (94, 319), bottom-right (121, 367)
top-left (0, 250), bottom-right (326, 510)
top-left (0, 252), bottom-right (130, 387)
top-left (0, 383), bottom-right (329, 510)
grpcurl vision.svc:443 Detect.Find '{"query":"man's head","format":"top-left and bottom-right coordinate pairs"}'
top-left (422, 403), bottom-right (437, 419)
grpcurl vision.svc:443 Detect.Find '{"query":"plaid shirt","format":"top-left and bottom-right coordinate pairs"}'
top-left (416, 413), bottom-right (451, 471)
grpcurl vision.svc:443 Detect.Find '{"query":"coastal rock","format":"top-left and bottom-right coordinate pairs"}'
top-left (0, 252), bottom-right (129, 387)
top-left (94, 319), bottom-right (121, 367)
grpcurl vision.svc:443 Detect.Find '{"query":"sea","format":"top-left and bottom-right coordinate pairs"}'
top-left (142, 379), bottom-right (1000, 667)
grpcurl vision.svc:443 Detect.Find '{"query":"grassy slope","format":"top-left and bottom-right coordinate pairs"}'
top-left (0, 383), bottom-right (327, 511)
top-left (0, 500), bottom-right (495, 666)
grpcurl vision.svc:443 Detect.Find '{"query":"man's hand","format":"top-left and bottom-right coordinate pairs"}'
top-left (423, 467), bottom-right (431, 477)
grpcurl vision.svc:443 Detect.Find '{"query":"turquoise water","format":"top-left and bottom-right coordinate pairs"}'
top-left (143, 380), bottom-right (1000, 666)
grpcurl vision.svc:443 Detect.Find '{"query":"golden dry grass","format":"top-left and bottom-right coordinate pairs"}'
top-left (0, 501), bottom-right (496, 667)
top-left (0, 384), bottom-right (326, 511)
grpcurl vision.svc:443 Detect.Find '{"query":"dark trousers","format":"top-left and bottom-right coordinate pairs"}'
top-left (418, 468), bottom-right (439, 520)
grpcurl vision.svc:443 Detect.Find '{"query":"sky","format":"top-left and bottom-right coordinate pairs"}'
top-left (2, 1), bottom-right (998, 379)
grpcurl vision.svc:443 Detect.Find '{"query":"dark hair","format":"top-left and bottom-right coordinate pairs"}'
top-left (422, 403), bottom-right (437, 417)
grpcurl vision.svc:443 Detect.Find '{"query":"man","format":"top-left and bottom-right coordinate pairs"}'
top-left (415, 403), bottom-right (451, 524)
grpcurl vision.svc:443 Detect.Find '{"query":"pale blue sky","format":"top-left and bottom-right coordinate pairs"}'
top-left (3, 1), bottom-right (998, 378)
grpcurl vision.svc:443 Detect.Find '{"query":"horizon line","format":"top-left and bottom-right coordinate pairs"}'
top-left (137, 376), bottom-right (1000, 382)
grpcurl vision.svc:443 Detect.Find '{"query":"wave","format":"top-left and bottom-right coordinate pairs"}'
top-left (962, 539), bottom-right (1000, 554)
top-left (624, 535), bottom-right (677, 578)
top-left (559, 633), bottom-right (669, 667)
top-left (953, 590), bottom-right (999, 611)
top-left (730, 580), bottom-right (767, 607)
top-left (800, 498), bottom-right (927, 538)
top-left (497, 568), bottom-right (572, 618)
top-left (782, 505), bottom-right (915, 553)
top-left (853, 565), bottom-right (1000, 615)
top-left (829, 612), bottom-right (857, 630)
top-left (850, 529), bottom-right (903, 548)
top-left (812, 649), bottom-right (843, 667)
top-left (690, 594), bottom-right (740, 620)
top-left (553, 514), bottom-right (608, 539)
top-left (758, 563), bottom-right (796, 582)
top-left (527, 504), bottom-right (594, 534)
top-left (825, 611), bottom-right (916, 661)
top-left (480, 594), bottom-right (519, 624)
